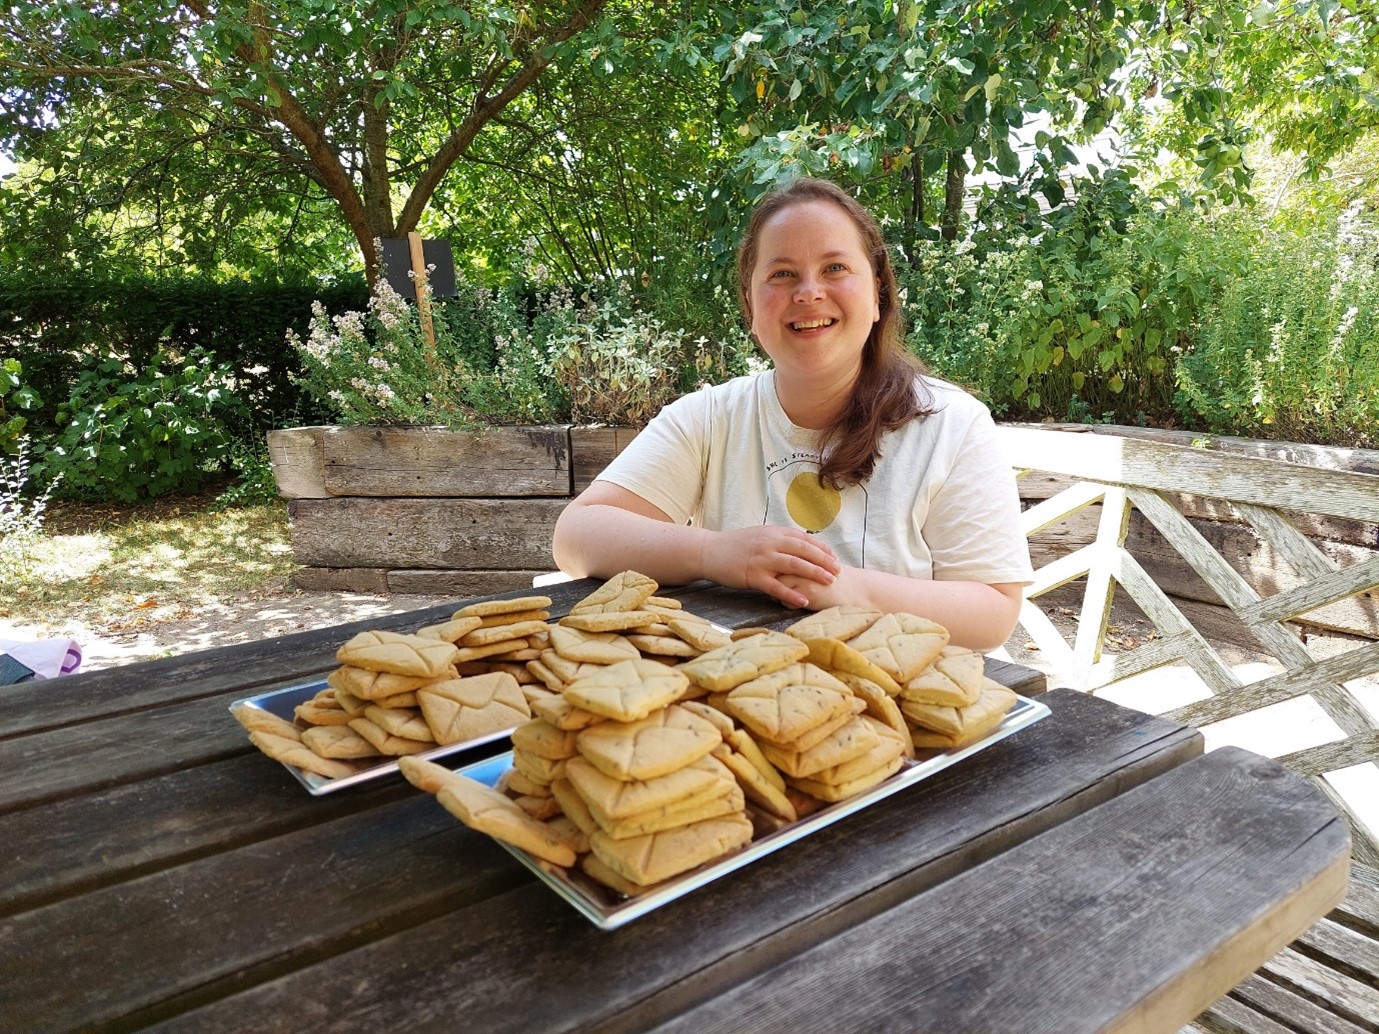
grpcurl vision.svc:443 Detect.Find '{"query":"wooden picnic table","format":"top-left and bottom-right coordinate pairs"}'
top-left (0, 579), bottom-right (1352, 1033)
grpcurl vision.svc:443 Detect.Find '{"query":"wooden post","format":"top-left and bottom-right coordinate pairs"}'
top-left (406, 231), bottom-right (436, 353)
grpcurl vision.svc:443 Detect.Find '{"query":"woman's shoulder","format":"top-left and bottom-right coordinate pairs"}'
top-left (916, 374), bottom-right (993, 421)
top-left (672, 370), bottom-right (772, 410)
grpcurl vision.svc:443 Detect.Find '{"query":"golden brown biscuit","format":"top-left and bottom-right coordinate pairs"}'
top-left (565, 754), bottom-right (734, 821)
top-left (845, 612), bottom-right (949, 684)
top-left (785, 605), bottom-right (884, 643)
top-left (563, 658), bottom-right (690, 722)
top-left (550, 777), bottom-right (599, 837)
top-left (791, 754), bottom-right (905, 802)
top-left (462, 620), bottom-right (552, 647)
top-left (231, 704), bottom-right (302, 741)
top-left (328, 664), bottom-right (443, 701)
top-left (434, 778), bottom-right (577, 866)
top-left (625, 633), bottom-right (699, 657)
top-left (712, 742), bottom-right (796, 822)
top-left (301, 724), bottom-right (383, 760)
top-left (529, 692), bottom-right (606, 732)
top-left (570, 570), bottom-right (658, 614)
top-left (560, 610), bottom-right (663, 633)
top-left (249, 730), bottom-right (360, 779)
top-left (759, 715), bottom-right (881, 779)
top-left (336, 629), bottom-right (460, 679)
top-left (909, 684), bottom-right (1016, 748)
top-left (596, 784), bottom-right (745, 840)
top-left (293, 695), bottom-right (353, 727)
top-left (801, 636), bottom-right (903, 696)
top-left (839, 673), bottom-right (914, 758)
top-left (477, 609), bottom-right (549, 627)
top-left (679, 631), bottom-right (811, 693)
top-left (510, 717), bottom-right (581, 760)
top-left (801, 717), bottom-right (908, 787)
top-left (575, 704), bottom-right (723, 781)
top-left (417, 672), bottom-right (530, 746)
top-left (725, 663), bottom-right (855, 745)
top-left (453, 595), bottom-right (553, 618)
top-left (414, 616), bottom-right (485, 643)
top-left (548, 624), bottom-right (640, 665)
top-left (727, 727), bottom-right (787, 793)
top-left (363, 705), bottom-right (436, 743)
top-left (589, 813), bottom-right (753, 886)
top-left (347, 717), bottom-right (433, 756)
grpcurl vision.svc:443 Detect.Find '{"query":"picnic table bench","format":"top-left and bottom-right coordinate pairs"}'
top-left (0, 579), bottom-right (1354, 1033)
top-left (999, 424), bottom-right (1379, 1033)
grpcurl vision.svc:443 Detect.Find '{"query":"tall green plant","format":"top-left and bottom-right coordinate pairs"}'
top-left (1175, 203), bottom-right (1379, 446)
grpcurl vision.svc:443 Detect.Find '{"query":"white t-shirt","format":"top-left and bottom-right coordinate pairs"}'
top-left (595, 370), bottom-right (1034, 585)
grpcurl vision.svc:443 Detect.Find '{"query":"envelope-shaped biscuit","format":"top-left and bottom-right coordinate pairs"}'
top-left (570, 570), bottom-right (658, 614)
top-left (590, 812), bottom-right (754, 886)
top-left (679, 699), bottom-right (735, 738)
top-left (550, 777), bottom-right (599, 837)
top-left (845, 613), bottom-right (949, 684)
top-left (302, 724), bottom-right (383, 760)
top-left (545, 814), bottom-right (590, 856)
top-left (417, 672), bottom-right (530, 745)
top-left (249, 730), bottom-right (360, 779)
top-left (582, 851), bottom-right (669, 898)
top-left (336, 629), bottom-right (460, 678)
top-left (791, 753), bottom-right (905, 802)
top-left (712, 742), bottom-right (796, 822)
top-left (802, 637), bottom-right (902, 696)
top-left (477, 608), bottom-right (549, 627)
top-left (900, 668), bottom-right (978, 708)
top-left (727, 728), bottom-right (787, 793)
top-left (565, 754), bottom-right (733, 821)
top-left (328, 664), bottom-right (444, 701)
top-left (548, 624), bottom-right (640, 665)
top-left (363, 705), bottom-right (436, 743)
top-left (759, 715), bottom-right (881, 779)
top-left (512, 750), bottom-right (568, 785)
top-left (511, 717), bottom-right (581, 760)
top-left (530, 692), bottom-right (606, 731)
top-left (838, 673), bottom-right (913, 758)
top-left (563, 658), bottom-right (689, 722)
top-left (786, 700), bottom-right (866, 753)
top-left (576, 704), bottom-right (723, 781)
top-left (434, 777), bottom-right (576, 867)
top-left (785, 605), bottom-right (884, 643)
top-left (232, 704), bottom-right (302, 741)
top-left (501, 766), bottom-right (554, 798)
top-left (679, 632), bottom-right (811, 693)
top-left (625, 633), bottom-right (699, 657)
top-left (668, 617), bottom-right (732, 653)
top-left (802, 717), bottom-right (908, 787)
top-left (348, 717), bottom-right (433, 756)
top-left (399, 755), bottom-right (469, 796)
top-left (560, 610), bottom-right (663, 633)
top-left (294, 695), bottom-right (353, 727)
top-left (725, 664), bottom-right (854, 745)
top-left (462, 620), bottom-right (552, 647)
top-left (414, 616), bottom-right (484, 643)
top-left (595, 783), bottom-right (744, 840)
top-left (453, 594), bottom-right (553, 618)
top-left (910, 684), bottom-right (1017, 749)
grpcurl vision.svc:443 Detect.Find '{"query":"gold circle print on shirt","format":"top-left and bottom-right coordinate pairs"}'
top-left (785, 471), bottom-right (842, 532)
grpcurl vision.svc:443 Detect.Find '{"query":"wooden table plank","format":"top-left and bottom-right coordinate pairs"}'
top-left (642, 747), bottom-right (1351, 1034)
top-left (51, 691), bottom-right (1199, 1034)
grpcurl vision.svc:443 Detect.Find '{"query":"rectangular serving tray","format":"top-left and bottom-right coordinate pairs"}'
top-left (456, 692), bottom-right (1051, 929)
top-left (230, 680), bottom-right (516, 795)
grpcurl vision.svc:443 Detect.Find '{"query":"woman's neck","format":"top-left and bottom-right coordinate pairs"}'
top-left (771, 364), bottom-right (860, 430)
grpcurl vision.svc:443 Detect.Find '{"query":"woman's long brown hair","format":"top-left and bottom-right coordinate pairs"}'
top-left (736, 177), bottom-right (936, 488)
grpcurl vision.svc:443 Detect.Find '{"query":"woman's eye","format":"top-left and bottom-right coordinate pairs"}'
top-left (826, 263), bottom-right (847, 273)
top-left (770, 269), bottom-right (794, 279)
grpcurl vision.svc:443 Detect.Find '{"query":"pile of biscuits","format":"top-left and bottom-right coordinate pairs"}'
top-left (232, 595), bottom-right (557, 778)
top-left (398, 572), bottom-right (1019, 900)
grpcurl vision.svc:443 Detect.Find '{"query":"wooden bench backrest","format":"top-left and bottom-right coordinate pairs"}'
top-left (996, 425), bottom-right (1379, 863)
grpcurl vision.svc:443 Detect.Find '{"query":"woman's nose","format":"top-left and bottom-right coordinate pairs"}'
top-left (793, 274), bottom-right (824, 301)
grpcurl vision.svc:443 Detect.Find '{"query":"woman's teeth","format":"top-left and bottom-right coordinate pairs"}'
top-left (791, 318), bottom-right (835, 330)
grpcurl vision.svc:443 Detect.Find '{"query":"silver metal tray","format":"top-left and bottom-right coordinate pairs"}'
top-left (230, 680), bottom-right (516, 795)
top-left (456, 692), bottom-right (1051, 929)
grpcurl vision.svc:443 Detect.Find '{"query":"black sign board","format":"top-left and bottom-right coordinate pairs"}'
top-left (379, 237), bottom-right (458, 299)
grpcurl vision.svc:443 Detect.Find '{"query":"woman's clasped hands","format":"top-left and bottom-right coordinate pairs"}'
top-left (699, 524), bottom-right (842, 611)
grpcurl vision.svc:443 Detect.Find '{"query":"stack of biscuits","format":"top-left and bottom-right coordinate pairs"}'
top-left (393, 577), bottom-right (1020, 901)
top-left (780, 606), bottom-right (1017, 753)
top-left (233, 597), bottom-right (555, 778)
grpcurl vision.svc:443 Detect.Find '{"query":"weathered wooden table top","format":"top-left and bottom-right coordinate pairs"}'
top-left (0, 580), bottom-right (1351, 1033)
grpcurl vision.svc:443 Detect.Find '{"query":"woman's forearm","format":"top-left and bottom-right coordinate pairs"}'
top-left (552, 502), bottom-right (713, 586)
top-left (783, 566), bottom-right (1024, 651)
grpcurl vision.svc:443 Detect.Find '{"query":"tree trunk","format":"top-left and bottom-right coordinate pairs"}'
top-left (942, 150), bottom-right (966, 241)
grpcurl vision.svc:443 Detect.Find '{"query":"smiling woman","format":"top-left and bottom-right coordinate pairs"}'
top-left (553, 177), bottom-right (1035, 650)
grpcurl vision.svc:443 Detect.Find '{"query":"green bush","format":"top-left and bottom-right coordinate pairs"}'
top-left (39, 348), bottom-right (250, 502)
top-left (902, 169), bottom-right (1242, 425)
top-left (0, 358), bottom-right (39, 454)
top-left (1174, 203), bottom-right (1379, 446)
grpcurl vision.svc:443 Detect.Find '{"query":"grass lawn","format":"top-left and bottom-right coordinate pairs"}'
top-left (0, 483), bottom-right (296, 636)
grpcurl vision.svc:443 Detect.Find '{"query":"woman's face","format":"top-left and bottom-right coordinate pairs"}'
top-left (747, 199), bottom-right (880, 385)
